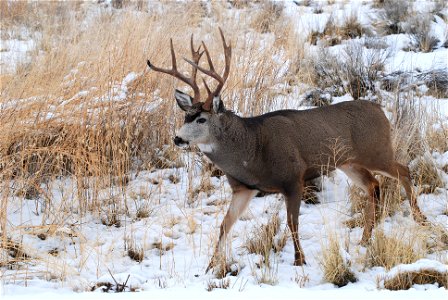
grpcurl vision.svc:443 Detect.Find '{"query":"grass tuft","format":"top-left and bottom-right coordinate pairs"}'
top-left (384, 269), bottom-right (448, 289)
top-left (367, 229), bottom-right (424, 270)
top-left (320, 234), bottom-right (357, 287)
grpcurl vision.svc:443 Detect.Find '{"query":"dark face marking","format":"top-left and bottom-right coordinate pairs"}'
top-left (184, 111), bottom-right (201, 123)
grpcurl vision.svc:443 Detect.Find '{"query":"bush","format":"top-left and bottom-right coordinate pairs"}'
top-left (407, 15), bottom-right (440, 53)
top-left (309, 13), bottom-right (368, 46)
top-left (302, 43), bottom-right (389, 99)
top-left (375, 0), bottom-right (412, 35)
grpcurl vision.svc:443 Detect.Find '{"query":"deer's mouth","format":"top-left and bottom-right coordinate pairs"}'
top-left (174, 136), bottom-right (189, 148)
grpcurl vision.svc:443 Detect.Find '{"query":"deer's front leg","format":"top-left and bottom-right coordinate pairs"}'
top-left (284, 183), bottom-right (306, 266)
top-left (206, 185), bottom-right (257, 273)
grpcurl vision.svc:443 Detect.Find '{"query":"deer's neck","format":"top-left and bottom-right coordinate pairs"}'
top-left (204, 112), bottom-right (261, 185)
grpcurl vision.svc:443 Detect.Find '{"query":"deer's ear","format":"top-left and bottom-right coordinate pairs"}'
top-left (174, 89), bottom-right (193, 111)
top-left (212, 95), bottom-right (225, 114)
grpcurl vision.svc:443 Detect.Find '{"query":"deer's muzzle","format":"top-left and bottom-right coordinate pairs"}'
top-left (174, 136), bottom-right (189, 147)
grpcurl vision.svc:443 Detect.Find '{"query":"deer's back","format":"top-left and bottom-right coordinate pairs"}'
top-left (247, 101), bottom-right (393, 180)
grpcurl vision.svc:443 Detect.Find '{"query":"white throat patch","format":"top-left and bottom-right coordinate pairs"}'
top-left (197, 143), bottom-right (215, 153)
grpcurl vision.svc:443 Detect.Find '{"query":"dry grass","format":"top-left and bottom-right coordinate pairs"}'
top-left (367, 229), bottom-right (425, 270)
top-left (346, 176), bottom-right (403, 229)
top-left (250, 1), bottom-right (285, 34)
top-left (206, 278), bottom-right (230, 292)
top-left (0, 239), bottom-right (32, 268)
top-left (427, 124), bottom-right (448, 154)
top-left (308, 13), bottom-right (368, 47)
top-left (320, 234), bottom-right (357, 287)
top-left (244, 206), bottom-right (284, 285)
top-left (374, 0), bottom-right (412, 35)
top-left (299, 42), bottom-right (389, 99)
top-left (382, 268), bottom-right (448, 290)
top-left (407, 15), bottom-right (440, 53)
top-left (0, 1), bottom-right (298, 253)
top-left (126, 239), bottom-right (144, 263)
top-left (244, 209), bottom-right (281, 264)
top-left (410, 154), bottom-right (445, 194)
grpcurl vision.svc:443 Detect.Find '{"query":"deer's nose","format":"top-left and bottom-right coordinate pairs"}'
top-left (174, 136), bottom-right (188, 146)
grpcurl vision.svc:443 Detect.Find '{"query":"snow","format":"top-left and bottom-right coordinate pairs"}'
top-left (1, 167), bottom-right (446, 298)
top-left (385, 259), bottom-right (448, 279)
top-left (0, 38), bottom-right (35, 73)
top-left (1, 0), bottom-right (448, 298)
top-left (2, 283), bottom-right (447, 300)
top-left (388, 48), bottom-right (448, 73)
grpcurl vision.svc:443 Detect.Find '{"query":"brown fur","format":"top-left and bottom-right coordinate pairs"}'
top-left (149, 31), bottom-right (427, 272)
top-left (203, 100), bottom-right (427, 270)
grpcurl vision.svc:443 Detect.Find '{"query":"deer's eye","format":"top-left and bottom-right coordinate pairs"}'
top-left (197, 118), bottom-right (206, 124)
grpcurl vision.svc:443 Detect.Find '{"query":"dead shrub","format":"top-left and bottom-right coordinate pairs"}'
top-left (381, 69), bottom-right (448, 98)
top-left (101, 210), bottom-right (122, 228)
top-left (227, 0), bottom-right (252, 9)
top-left (302, 43), bottom-right (389, 99)
top-left (300, 48), bottom-right (344, 96)
top-left (420, 69), bottom-right (448, 98)
top-left (407, 16), bottom-right (440, 53)
top-left (363, 37), bottom-right (388, 50)
top-left (391, 98), bottom-right (427, 162)
top-left (374, 0), bottom-right (412, 35)
top-left (342, 42), bottom-right (389, 99)
top-left (339, 14), bottom-right (366, 39)
top-left (309, 13), bottom-right (368, 47)
top-left (302, 89), bottom-right (332, 108)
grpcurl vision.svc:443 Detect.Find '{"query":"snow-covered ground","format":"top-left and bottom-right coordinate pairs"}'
top-left (1, 0), bottom-right (447, 299)
top-left (2, 164), bottom-right (447, 299)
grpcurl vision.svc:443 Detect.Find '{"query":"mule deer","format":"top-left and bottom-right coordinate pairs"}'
top-left (147, 28), bottom-right (427, 270)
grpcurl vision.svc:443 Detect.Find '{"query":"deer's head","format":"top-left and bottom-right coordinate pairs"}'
top-left (147, 28), bottom-right (231, 150)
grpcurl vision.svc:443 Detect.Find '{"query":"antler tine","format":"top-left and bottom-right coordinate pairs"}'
top-left (190, 34), bottom-right (204, 93)
top-left (218, 27), bottom-right (232, 87)
top-left (202, 77), bottom-right (211, 95)
top-left (147, 37), bottom-right (202, 103)
top-left (184, 27), bottom-right (232, 111)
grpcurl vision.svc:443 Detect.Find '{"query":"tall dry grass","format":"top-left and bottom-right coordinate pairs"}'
top-left (0, 0), bottom-right (299, 267)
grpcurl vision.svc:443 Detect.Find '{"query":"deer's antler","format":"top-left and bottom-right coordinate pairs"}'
top-left (184, 28), bottom-right (232, 111)
top-left (147, 34), bottom-right (204, 104)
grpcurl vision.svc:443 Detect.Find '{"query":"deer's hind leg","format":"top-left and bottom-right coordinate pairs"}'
top-left (339, 163), bottom-right (380, 244)
top-left (376, 162), bottom-right (427, 224)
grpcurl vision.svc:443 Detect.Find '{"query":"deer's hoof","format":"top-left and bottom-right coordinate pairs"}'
top-left (205, 253), bottom-right (226, 275)
top-left (294, 256), bottom-right (306, 266)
